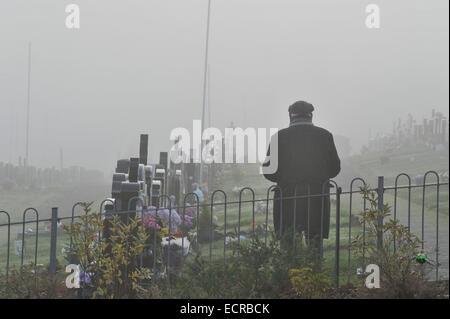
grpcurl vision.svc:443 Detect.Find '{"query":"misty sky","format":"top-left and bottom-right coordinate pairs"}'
top-left (0, 0), bottom-right (448, 173)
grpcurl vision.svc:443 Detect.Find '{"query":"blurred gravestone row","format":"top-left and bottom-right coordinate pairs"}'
top-left (0, 160), bottom-right (105, 191)
top-left (360, 109), bottom-right (448, 156)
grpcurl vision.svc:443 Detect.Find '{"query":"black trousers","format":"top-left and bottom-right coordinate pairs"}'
top-left (272, 183), bottom-right (331, 239)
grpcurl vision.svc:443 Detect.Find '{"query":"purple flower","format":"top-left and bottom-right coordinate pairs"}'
top-left (79, 271), bottom-right (92, 285)
top-left (143, 215), bottom-right (161, 229)
top-left (181, 216), bottom-right (193, 228)
top-left (143, 206), bottom-right (181, 233)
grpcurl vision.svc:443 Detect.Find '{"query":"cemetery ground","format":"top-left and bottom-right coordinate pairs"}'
top-left (0, 181), bottom-right (110, 222)
top-left (0, 146), bottom-right (448, 298)
top-left (0, 185), bottom-right (447, 298)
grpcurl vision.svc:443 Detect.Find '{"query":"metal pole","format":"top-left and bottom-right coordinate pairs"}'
top-left (199, 0), bottom-right (212, 185)
top-left (377, 176), bottom-right (384, 250)
top-left (49, 207), bottom-right (58, 275)
top-left (207, 65), bottom-right (211, 128)
top-left (25, 42), bottom-right (32, 167)
top-left (335, 187), bottom-right (341, 288)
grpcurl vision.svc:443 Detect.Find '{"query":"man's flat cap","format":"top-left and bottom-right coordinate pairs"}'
top-left (288, 101), bottom-right (314, 115)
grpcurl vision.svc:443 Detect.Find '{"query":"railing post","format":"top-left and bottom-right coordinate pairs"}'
top-left (335, 186), bottom-right (342, 288)
top-left (377, 177), bottom-right (384, 250)
top-left (49, 207), bottom-right (58, 275)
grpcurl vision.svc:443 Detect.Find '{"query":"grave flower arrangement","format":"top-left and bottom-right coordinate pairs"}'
top-left (180, 206), bottom-right (196, 231)
top-left (142, 206), bottom-right (182, 233)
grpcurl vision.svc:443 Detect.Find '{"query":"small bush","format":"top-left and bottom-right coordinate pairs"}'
top-left (64, 203), bottom-right (153, 299)
top-left (289, 266), bottom-right (331, 299)
top-left (198, 201), bottom-right (212, 231)
top-left (0, 264), bottom-right (69, 299)
top-left (352, 187), bottom-right (441, 298)
top-left (170, 233), bottom-right (328, 298)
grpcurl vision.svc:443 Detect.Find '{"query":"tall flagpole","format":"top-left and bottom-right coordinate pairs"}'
top-left (25, 42), bottom-right (32, 167)
top-left (208, 65), bottom-right (211, 128)
top-left (9, 104), bottom-right (13, 164)
top-left (199, 0), bottom-right (212, 185)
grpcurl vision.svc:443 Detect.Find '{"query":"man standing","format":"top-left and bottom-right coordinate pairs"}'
top-left (262, 101), bottom-right (341, 251)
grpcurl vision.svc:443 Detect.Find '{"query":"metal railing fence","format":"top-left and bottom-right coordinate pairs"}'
top-left (0, 171), bottom-right (448, 291)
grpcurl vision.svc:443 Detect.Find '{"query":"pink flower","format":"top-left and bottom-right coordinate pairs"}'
top-left (143, 215), bottom-right (161, 230)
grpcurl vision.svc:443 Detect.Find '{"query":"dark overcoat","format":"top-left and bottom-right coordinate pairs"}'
top-left (263, 123), bottom-right (341, 239)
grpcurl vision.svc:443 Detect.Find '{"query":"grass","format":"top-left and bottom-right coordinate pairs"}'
top-left (1, 182), bottom-right (444, 280)
top-left (0, 182), bottom-right (109, 222)
top-left (0, 146), bottom-right (447, 286)
top-left (0, 231), bottom-right (70, 274)
top-left (0, 190), bottom-right (446, 287)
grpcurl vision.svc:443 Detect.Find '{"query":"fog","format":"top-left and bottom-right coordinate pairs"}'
top-left (0, 0), bottom-right (448, 173)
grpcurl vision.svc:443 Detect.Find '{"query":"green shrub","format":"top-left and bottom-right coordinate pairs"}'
top-left (289, 266), bottom-right (331, 299)
top-left (0, 263), bottom-right (69, 299)
top-left (352, 187), bottom-right (440, 298)
top-left (64, 202), bottom-right (153, 299)
top-left (198, 201), bottom-right (212, 231)
top-left (170, 233), bottom-right (327, 298)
